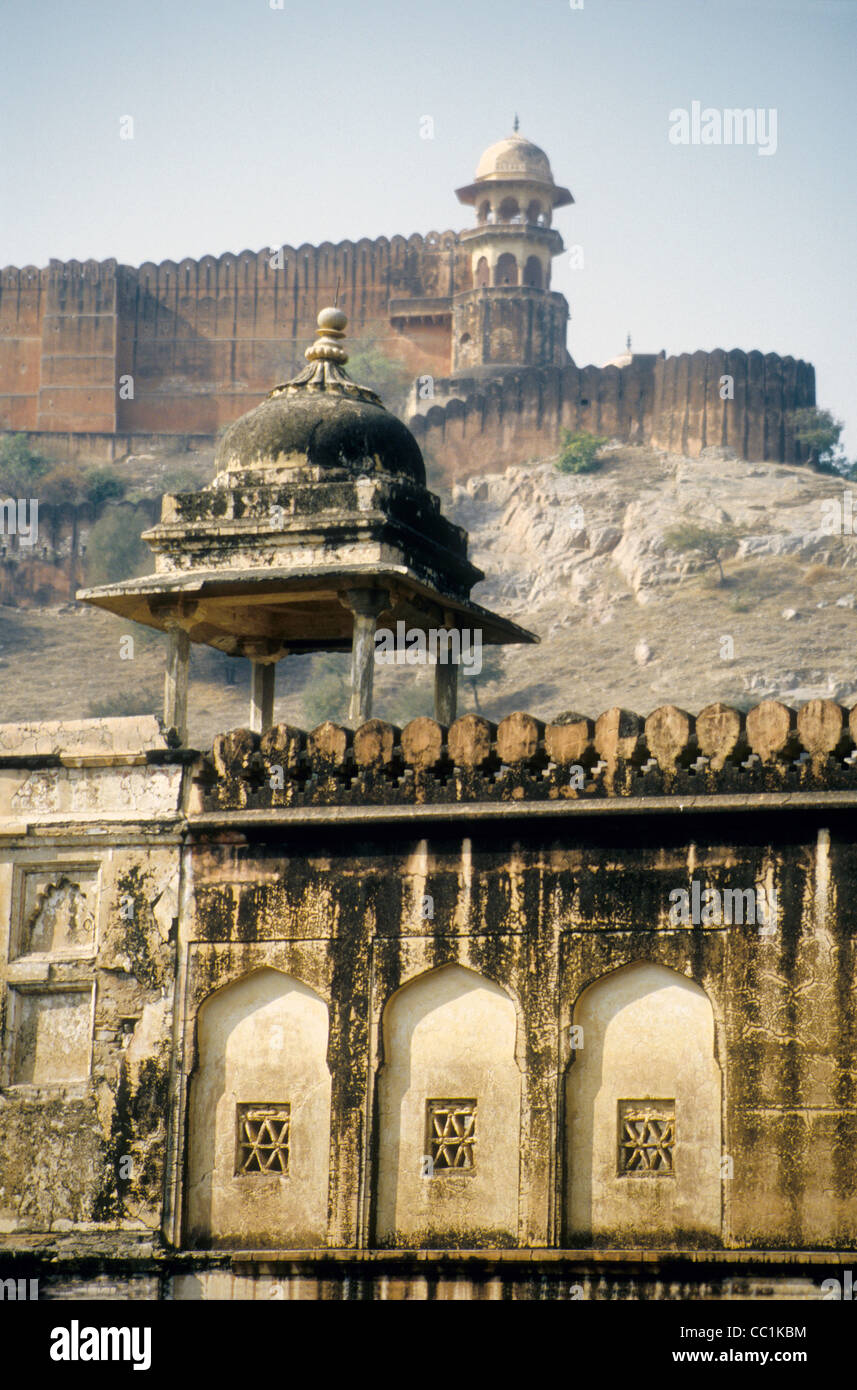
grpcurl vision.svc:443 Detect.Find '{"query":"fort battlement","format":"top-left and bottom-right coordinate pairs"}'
top-left (0, 131), bottom-right (817, 475)
top-left (410, 349), bottom-right (815, 480)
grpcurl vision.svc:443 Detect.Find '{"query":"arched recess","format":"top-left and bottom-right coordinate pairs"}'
top-left (525, 199), bottom-right (542, 225)
top-left (565, 961), bottom-right (721, 1246)
top-left (498, 196), bottom-right (520, 222)
top-left (523, 255), bottom-right (543, 288)
top-left (475, 256), bottom-right (490, 288)
top-left (495, 252), bottom-right (518, 286)
top-left (375, 963), bottom-right (521, 1247)
top-left (186, 968), bottom-right (331, 1249)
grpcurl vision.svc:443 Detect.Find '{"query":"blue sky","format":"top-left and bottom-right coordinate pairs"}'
top-left (2, 0), bottom-right (855, 449)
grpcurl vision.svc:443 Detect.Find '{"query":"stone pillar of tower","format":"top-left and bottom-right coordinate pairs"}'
top-left (453, 130), bottom-right (574, 375)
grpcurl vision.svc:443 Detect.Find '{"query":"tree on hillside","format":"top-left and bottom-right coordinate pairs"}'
top-left (0, 434), bottom-right (52, 495)
top-left (84, 506), bottom-right (150, 586)
top-left (461, 648), bottom-right (505, 713)
top-left (301, 653), bottom-right (350, 729)
top-left (788, 407), bottom-right (845, 472)
top-left (345, 333), bottom-right (413, 415)
top-left (555, 429), bottom-right (609, 475)
top-left (664, 522), bottom-right (738, 586)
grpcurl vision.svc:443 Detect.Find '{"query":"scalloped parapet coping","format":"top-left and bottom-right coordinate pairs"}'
top-left (198, 699), bottom-right (857, 808)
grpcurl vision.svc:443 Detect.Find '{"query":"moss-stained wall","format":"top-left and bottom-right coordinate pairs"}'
top-left (0, 710), bottom-right (855, 1266)
top-left (0, 721), bottom-right (187, 1239)
top-left (177, 809), bottom-right (857, 1252)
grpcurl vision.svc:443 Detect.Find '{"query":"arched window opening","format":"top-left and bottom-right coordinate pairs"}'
top-left (498, 197), bottom-right (520, 223)
top-left (523, 256), bottom-right (543, 289)
top-left (475, 256), bottom-right (490, 288)
top-left (494, 253), bottom-right (518, 287)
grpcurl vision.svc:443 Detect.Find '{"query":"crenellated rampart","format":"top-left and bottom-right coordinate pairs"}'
top-left (0, 237), bottom-right (815, 476)
top-left (409, 349), bottom-right (815, 480)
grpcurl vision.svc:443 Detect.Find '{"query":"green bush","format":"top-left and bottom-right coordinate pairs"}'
top-left (555, 430), bottom-right (609, 475)
top-left (84, 467), bottom-right (126, 506)
top-left (787, 407), bottom-right (844, 470)
top-left (84, 506), bottom-right (150, 585)
top-left (345, 334), bottom-right (412, 414)
top-left (0, 433), bottom-right (52, 495)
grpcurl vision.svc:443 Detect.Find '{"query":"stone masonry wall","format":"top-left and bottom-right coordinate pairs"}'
top-left (0, 235), bottom-right (466, 438)
top-left (411, 351), bottom-right (816, 481)
top-left (0, 698), bottom-right (855, 1269)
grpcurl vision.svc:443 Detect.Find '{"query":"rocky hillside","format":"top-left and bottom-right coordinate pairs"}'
top-left (0, 442), bottom-right (854, 745)
top-left (458, 442), bottom-right (857, 721)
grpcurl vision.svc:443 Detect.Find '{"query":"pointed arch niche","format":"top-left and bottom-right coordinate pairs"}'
top-left (375, 964), bottom-right (521, 1247)
top-left (186, 968), bottom-right (331, 1248)
top-left (565, 961), bottom-right (722, 1246)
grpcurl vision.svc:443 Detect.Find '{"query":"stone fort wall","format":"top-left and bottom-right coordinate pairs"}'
top-left (0, 234), bottom-right (468, 437)
top-left (0, 242), bottom-right (815, 474)
top-left (411, 350), bottom-right (816, 481)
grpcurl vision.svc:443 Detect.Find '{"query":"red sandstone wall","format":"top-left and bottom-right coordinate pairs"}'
top-left (0, 266), bottom-right (49, 430)
top-left (115, 233), bottom-right (459, 434)
top-left (0, 234), bottom-right (462, 439)
top-left (0, 235), bottom-right (818, 480)
top-left (37, 261), bottom-right (119, 433)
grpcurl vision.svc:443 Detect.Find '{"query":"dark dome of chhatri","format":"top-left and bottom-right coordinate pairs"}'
top-left (215, 306), bottom-right (426, 485)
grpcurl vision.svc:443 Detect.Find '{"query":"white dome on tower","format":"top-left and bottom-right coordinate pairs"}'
top-left (475, 134), bottom-right (554, 184)
top-left (456, 130), bottom-right (573, 209)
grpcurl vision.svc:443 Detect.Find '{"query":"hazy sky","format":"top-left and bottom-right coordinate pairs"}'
top-left (3, 0), bottom-right (855, 449)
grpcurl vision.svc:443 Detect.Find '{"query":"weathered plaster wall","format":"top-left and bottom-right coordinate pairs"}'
top-left (0, 718), bottom-right (187, 1236)
top-left (566, 961), bottom-right (721, 1246)
top-left (187, 967), bottom-right (331, 1248)
top-left (0, 702), bottom-right (855, 1273)
top-left (177, 808), bottom-right (857, 1253)
top-left (376, 963), bottom-right (521, 1246)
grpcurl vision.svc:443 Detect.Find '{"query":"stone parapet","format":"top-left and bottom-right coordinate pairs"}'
top-left (198, 699), bottom-right (857, 810)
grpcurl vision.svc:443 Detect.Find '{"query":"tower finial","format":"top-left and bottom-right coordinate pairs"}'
top-left (626, 332), bottom-right (632, 353)
top-left (513, 112), bottom-right (519, 133)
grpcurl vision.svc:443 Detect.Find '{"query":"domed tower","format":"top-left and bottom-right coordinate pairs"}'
top-left (78, 307), bottom-right (536, 738)
top-left (453, 125), bottom-right (573, 375)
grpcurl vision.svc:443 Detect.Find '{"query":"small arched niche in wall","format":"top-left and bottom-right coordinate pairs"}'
top-left (564, 961), bottom-right (722, 1247)
top-left (186, 968), bottom-right (331, 1249)
top-left (375, 964), bottom-right (521, 1248)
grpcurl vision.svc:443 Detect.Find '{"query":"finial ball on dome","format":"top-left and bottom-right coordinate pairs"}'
top-left (318, 306), bottom-right (348, 332)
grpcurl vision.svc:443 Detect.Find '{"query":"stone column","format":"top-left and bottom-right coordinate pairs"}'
top-left (434, 658), bottom-right (458, 725)
top-left (341, 589), bottom-right (389, 727)
top-left (249, 661), bottom-right (276, 734)
top-left (164, 627), bottom-right (190, 744)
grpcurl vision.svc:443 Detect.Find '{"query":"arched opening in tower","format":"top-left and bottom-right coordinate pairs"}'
top-left (495, 253), bottom-right (518, 286)
top-left (523, 256), bottom-right (543, 289)
top-left (475, 256), bottom-right (490, 288)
